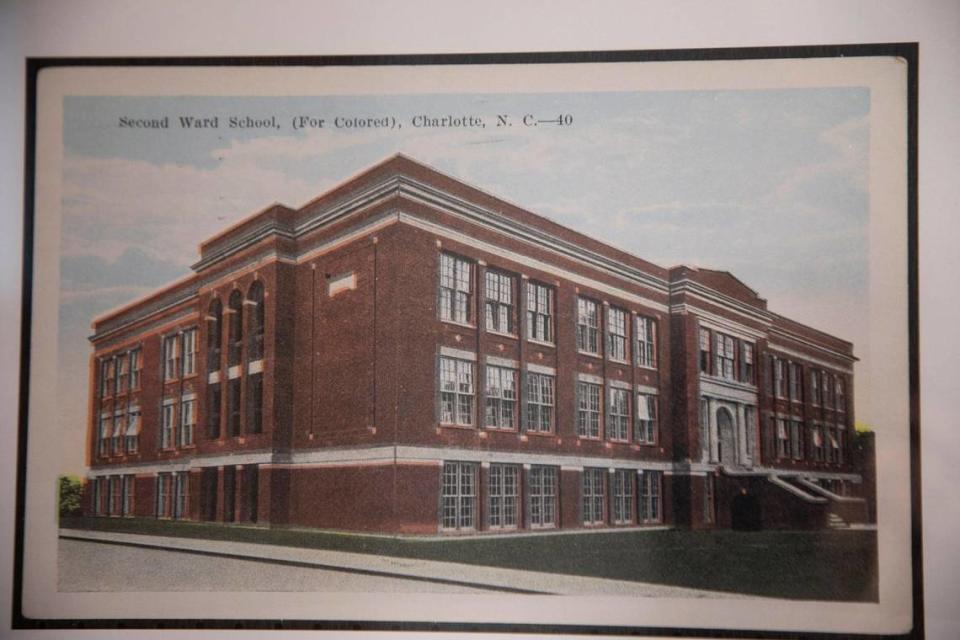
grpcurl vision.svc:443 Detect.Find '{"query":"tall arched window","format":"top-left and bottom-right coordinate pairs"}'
top-left (227, 289), bottom-right (243, 367)
top-left (247, 280), bottom-right (265, 361)
top-left (207, 298), bottom-right (222, 373)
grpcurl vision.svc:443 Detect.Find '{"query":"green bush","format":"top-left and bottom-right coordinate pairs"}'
top-left (58, 475), bottom-right (83, 518)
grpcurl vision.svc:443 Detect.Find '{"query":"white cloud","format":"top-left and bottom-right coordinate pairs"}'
top-left (772, 114), bottom-right (869, 200)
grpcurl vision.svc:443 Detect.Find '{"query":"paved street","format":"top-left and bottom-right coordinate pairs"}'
top-left (59, 538), bottom-right (489, 592)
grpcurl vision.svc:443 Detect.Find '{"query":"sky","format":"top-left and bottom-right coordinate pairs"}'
top-left (58, 87), bottom-right (870, 475)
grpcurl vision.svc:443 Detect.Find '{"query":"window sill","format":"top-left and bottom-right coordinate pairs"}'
top-left (484, 426), bottom-right (519, 433)
top-left (608, 358), bottom-right (630, 366)
top-left (577, 350), bottom-right (603, 359)
top-left (523, 430), bottom-right (556, 437)
top-left (438, 423), bottom-right (475, 430)
top-left (636, 364), bottom-right (659, 372)
top-left (485, 329), bottom-right (518, 340)
top-left (526, 338), bottom-right (555, 349)
top-left (440, 319), bottom-right (476, 330)
top-left (577, 435), bottom-right (602, 442)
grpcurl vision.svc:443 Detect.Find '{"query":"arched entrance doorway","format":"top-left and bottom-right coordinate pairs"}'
top-left (716, 407), bottom-right (736, 466)
top-left (731, 493), bottom-right (762, 530)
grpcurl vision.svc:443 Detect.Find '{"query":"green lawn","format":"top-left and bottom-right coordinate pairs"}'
top-left (60, 517), bottom-right (877, 601)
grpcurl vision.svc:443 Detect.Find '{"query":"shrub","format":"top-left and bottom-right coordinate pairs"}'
top-left (58, 475), bottom-right (83, 518)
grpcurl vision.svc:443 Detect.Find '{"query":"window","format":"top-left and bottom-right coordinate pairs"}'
top-left (775, 417), bottom-right (791, 459)
top-left (223, 466), bottom-right (236, 522)
top-left (826, 425), bottom-right (842, 464)
top-left (182, 328), bottom-right (198, 376)
top-left (163, 335), bottom-right (180, 381)
top-left (484, 271), bottom-right (515, 334)
top-left (607, 307), bottom-right (628, 361)
top-left (637, 316), bottom-right (657, 368)
top-left (207, 298), bottom-right (222, 372)
top-left (97, 413), bottom-right (110, 457)
top-left (837, 425), bottom-right (846, 464)
top-left (699, 398), bottom-right (709, 440)
top-left (125, 408), bottom-right (140, 453)
top-left (111, 411), bottom-right (124, 455)
top-left (791, 419), bottom-right (804, 460)
top-left (576, 298), bottom-right (601, 354)
top-left (179, 397), bottom-right (195, 446)
top-left (704, 474), bottom-right (716, 524)
top-left (744, 406), bottom-right (756, 458)
top-left (789, 362), bottom-right (803, 401)
top-left (698, 328), bottom-right (711, 374)
top-left (812, 425), bottom-right (826, 462)
top-left (525, 372), bottom-right (554, 433)
top-left (99, 360), bottom-right (111, 398)
top-left (441, 462), bottom-right (477, 531)
top-left (92, 477), bottom-right (103, 515)
top-left (248, 281), bottom-right (265, 361)
top-left (129, 349), bottom-right (142, 389)
top-left (608, 387), bottom-right (630, 441)
top-left (774, 358), bottom-right (787, 399)
top-left (207, 383), bottom-right (222, 438)
top-left (714, 333), bottom-right (735, 380)
top-left (740, 342), bottom-right (755, 382)
top-left (636, 393), bottom-right (658, 444)
top-left (122, 475), bottom-right (134, 516)
top-left (227, 378), bottom-right (242, 437)
top-left (439, 253), bottom-right (472, 324)
top-left (811, 370), bottom-right (821, 406)
top-left (581, 468), bottom-right (605, 525)
top-left (612, 469), bottom-right (634, 524)
top-left (488, 464), bottom-right (519, 530)
top-left (577, 382), bottom-right (602, 438)
top-left (155, 473), bottom-right (172, 518)
top-left (116, 355), bottom-right (128, 394)
top-left (244, 464), bottom-right (260, 523)
top-left (247, 373), bottom-right (263, 434)
top-left (484, 365), bottom-right (517, 429)
top-left (161, 400), bottom-right (176, 449)
top-left (173, 472), bottom-right (188, 519)
top-left (439, 356), bottom-right (475, 426)
top-left (228, 290), bottom-right (244, 366)
top-left (823, 372), bottom-right (834, 406)
top-left (639, 471), bottom-right (663, 523)
top-left (526, 281), bottom-right (553, 343)
top-left (111, 476), bottom-right (123, 516)
top-left (836, 376), bottom-right (846, 413)
top-left (104, 359), bottom-right (116, 396)
top-left (528, 466), bottom-right (557, 528)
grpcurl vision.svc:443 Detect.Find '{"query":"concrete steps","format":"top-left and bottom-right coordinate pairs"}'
top-left (826, 512), bottom-right (848, 529)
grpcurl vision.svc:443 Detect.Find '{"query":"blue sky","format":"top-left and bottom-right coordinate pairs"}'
top-left (58, 87), bottom-right (870, 473)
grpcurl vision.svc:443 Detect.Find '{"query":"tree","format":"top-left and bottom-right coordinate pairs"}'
top-left (58, 475), bottom-right (83, 518)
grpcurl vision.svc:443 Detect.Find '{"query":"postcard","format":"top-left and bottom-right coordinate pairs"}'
top-left (15, 47), bottom-right (917, 636)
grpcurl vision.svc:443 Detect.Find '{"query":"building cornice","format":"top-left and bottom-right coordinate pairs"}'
top-left (90, 160), bottom-right (854, 360)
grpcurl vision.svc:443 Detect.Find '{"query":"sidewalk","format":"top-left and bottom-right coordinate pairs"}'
top-left (60, 528), bottom-right (749, 598)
